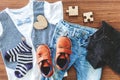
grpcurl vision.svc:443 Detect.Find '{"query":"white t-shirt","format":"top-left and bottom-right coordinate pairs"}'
top-left (0, 1), bottom-right (63, 80)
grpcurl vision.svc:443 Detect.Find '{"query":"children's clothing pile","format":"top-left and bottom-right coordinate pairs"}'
top-left (0, 1), bottom-right (63, 80)
top-left (0, 0), bottom-right (119, 80)
top-left (87, 21), bottom-right (120, 74)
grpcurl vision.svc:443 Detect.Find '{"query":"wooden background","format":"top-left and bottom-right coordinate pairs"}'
top-left (0, 0), bottom-right (120, 80)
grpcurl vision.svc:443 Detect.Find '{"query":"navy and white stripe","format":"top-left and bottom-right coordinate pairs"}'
top-left (6, 49), bottom-right (17, 62)
top-left (5, 40), bottom-right (32, 62)
top-left (18, 41), bottom-right (32, 51)
top-left (15, 51), bottom-right (33, 78)
top-left (4, 40), bottom-right (33, 78)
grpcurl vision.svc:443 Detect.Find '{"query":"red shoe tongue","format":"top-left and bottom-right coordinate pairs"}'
top-left (43, 61), bottom-right (49, 67)
top-left (59, 55), bottom-right (65, 59)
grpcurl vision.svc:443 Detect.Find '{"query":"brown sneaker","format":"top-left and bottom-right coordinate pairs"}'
top-left (36, 45), bottom-right (54, 77)
top-left (55, 36), bottom-right (72, 70)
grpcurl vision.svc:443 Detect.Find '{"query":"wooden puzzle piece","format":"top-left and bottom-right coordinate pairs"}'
top-left (66, 6), bottom-right (79, 16)
top-left (34, 15), bottom-right (48, 30)
top-left (83, 12), bottom-right (94, 23)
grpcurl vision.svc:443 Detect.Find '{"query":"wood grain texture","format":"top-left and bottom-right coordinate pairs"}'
top-left (0, 0), bottom-right (120, 80)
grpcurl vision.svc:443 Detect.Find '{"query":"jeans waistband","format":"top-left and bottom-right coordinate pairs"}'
top-left (90, 21), bottom-right (120, 42)
top-left (56, 20), bottom-right (97, 39)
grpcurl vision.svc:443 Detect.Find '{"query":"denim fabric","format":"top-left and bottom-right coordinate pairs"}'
top-left (32, 1), bottom-right (59, 50)
top-left (0, 12), bottom-right (24, 69)
top-left (0, 1), bottom-right (63, 80)
top-left (87, 21), bottom-right (120, 74)
top-left (49, 20), bottom-right (102, 80)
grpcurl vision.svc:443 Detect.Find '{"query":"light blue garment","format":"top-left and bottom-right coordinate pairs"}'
top-left (49, 20), bottom-right (102, 80)
top-left (0, 11), bottom-right (24, 69)
top-left (0, 1), bottom-right (59, 80)
top-left (32, 2), bottom-right (56, 50)
top-left (0, 1), bottom-right (56, 70)
top-left (0, 1), bottom-right (101, 80)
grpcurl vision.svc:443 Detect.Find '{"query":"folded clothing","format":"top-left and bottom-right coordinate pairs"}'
top-left (86, 21), bottom-right (120, 74)
top-left (50, 20), bottom-right (102, 80)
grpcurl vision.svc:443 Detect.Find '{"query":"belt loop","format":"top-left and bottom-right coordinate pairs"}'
top-left (61, 30), bottom-right (68, 36)
top-left (72, 28), bottom-right (76, 37)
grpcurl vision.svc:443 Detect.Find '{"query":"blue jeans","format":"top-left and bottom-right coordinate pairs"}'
top-left (49, 20), bottom-right (102, 80)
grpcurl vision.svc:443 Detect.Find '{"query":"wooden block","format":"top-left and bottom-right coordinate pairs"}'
top-left (33, 15), bottom-right (48, 30)
top-left (83, 12), bottom-right (94, 23)
top-left (66, 6), bottom-right (79, 16)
